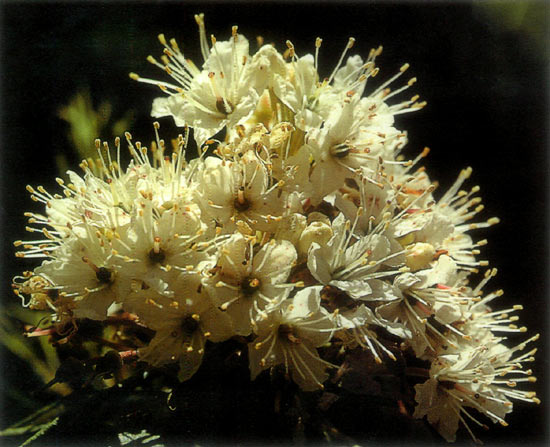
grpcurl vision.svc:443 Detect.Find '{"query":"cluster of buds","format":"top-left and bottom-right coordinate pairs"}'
top-left (13, 14), bottom-right (538, 442)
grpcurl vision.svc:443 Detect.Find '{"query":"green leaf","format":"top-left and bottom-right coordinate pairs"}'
top-left (115, 429), bottom-right (165, 447)
top-left (19, 417), bottom-right (59, 447)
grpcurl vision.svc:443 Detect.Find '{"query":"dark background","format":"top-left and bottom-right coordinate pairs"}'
top-left (1, 1), bottom-right (548, 445)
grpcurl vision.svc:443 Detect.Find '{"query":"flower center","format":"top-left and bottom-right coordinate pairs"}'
top-left (96, 267), bottom-right (114, 284)
top-left (233, 187), bottom-right (251, 212)
top-left (278, 324), bottom-right (301, 344)
top-left (181, 315), bottom-right (200, 337)
top-left (148, 247), bottom-right (166, 265)
top-left (330, 142), bottom-right (351, 159)
top-left (321, 285), bottom-right (356, 312)
top-left (438, 380), bottom-right (456, 390)
top-left (216, 96), bottom-right (234, 115)
top-left (241, 277), bottom-right (261, 296)
top-left (46, 288), bottom-right (59, 299)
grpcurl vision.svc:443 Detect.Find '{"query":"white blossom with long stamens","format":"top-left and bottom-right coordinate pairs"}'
top-left (414, 334), bottom-right (539, 443)
top-left (308, 212), bottom-right (406, 300)
top-left (195, 152), bottom-right (290, 233)
top-left (12, 16), bottom-right (539, 437)
top-left (126, 271), bottom-right (233, 381)
top-left (205, 233), bottom-right (297, 335)
top-left (248, 286), bottom-right (337, 391)
top-left (131, 21), bottom-right (261, 146)
top-left (333, 303), bottom-right (411, 364)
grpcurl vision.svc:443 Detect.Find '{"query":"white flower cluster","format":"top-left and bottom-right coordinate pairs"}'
top-left (13, 14), bottom-right (538, 442)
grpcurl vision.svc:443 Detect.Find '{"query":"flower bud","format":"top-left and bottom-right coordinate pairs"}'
top-left (405, 242), bottom-right (435, 271)
top-left (276, 213), bottom-right (306, 245)
top-left (298, 221), bottom-right (333, 256)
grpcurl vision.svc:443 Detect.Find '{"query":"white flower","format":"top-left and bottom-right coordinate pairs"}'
top-left (13, 18), bottom-right (539, 444)
top-left (333, 303), bottom-right (409, 363)
top-left (205, 234), bottom-right (297, 335)
top-left (391, 211), bottom-right (454, 248)
top-left (133, 19), bottom-right (262, 146)
top-left (127, 271), bottom-right (233, 381)
top-left (332, 168), bottom-right (397, 232)
top-left (307, 213), bottom-right (405, 300)
top-left (449, 268), bottom-right (530, 345)
top-left (377, 256), bottom-right (468, 357)
top-left (246, 44), bottom-right (287, 93)
top-left (272, 52), bottom-right (330, 131)
top-left (414, 334), bottom-right (539, 443)
top-left (35, 230), bottom-right (126, 320)
top-left (248, 286), bottom-right (336, 391)
top-left (393, 167), bottom-right (498, 271)
top-left (114, 200), bottom-right (209, 294)
top-left (196, 153), bottom-right (288, 233)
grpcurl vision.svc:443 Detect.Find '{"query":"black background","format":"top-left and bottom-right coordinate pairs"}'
top-left (1, 1), bottom-right (548, 446)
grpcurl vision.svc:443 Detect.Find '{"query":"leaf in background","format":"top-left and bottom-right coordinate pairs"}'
top-left (19, 416), bottom-right (59, 447)
top-left (58, 89), bottom-right (134, 169)
top-left (0, 314), bottom-right (55, 386)
top-left (115, 429), bottom-right (164, 447)
top-left (58, 89), bottom-right (101, 161)
top-left (0, 402), bottom-right (62, 443)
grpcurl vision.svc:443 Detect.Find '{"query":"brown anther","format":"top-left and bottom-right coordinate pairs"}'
top-left (433, 249), bottom-right (449, 260)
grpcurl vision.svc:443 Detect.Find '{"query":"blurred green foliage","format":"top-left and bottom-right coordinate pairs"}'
top-left (475, 1), bottom-right (547, 59)
top-left (57, 89), bottom-right (134, 175)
